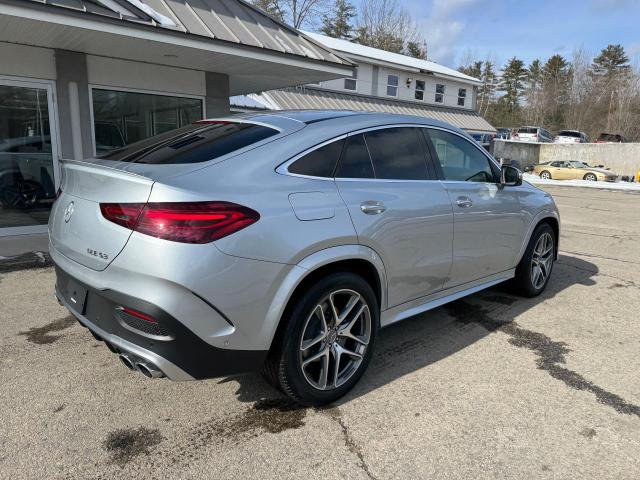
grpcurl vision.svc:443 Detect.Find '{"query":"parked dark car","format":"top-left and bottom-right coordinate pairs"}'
top-left (596, 133), bottom-right (626, 143)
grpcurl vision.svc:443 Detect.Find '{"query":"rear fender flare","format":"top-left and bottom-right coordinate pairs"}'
top-left (261, 245), bottom-right (388, 348)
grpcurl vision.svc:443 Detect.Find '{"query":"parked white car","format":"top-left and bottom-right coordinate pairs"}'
top-left (554, 130), bottom-right (589, 144)
top-left (512, 126), bottom-right (553, 143)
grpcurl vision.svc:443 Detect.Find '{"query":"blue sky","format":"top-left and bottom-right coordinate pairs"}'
top-left (400, 0), bottom-right (640, 69)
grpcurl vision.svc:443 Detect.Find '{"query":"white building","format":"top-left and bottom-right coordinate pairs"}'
top-left (243, 32), bottom-right (495, 135)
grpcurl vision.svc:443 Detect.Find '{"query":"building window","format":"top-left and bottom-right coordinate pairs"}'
top-left (435, 84), bottom-right (445, 103)
top-left (458, 88), bottom-right (466, 106)
top-left (386, 75), bottom-right (398, 97)
top-left (344, 67), bottom-right (358, 91)
top-left (415, 80), bottom-right (425, 101)
top-left (91, 89), bottom-right (203, 154)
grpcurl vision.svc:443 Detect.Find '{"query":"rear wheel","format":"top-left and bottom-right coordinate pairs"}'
top-left (540, 171), bottom-right (552, 180)
top-left (584, 173), bottom-right (597, 181)
top-left (264, 272), bottom-right (378, 406)
top-left (512, 224), bottom-right (555, 297)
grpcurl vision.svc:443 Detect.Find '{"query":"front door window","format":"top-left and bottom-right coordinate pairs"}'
top-left (0, 83), bottom-right (57, 230)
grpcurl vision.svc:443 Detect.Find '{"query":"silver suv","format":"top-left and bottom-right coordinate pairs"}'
top-left (50, 111), bottom-right (559, 406)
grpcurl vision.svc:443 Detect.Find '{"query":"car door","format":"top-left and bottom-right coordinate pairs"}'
top-left (548, 161), bottom-right (568, 179)
top-left (424, 128), bottom-right (528, 288)
top-left (334, 127), bottom-right (453, 308)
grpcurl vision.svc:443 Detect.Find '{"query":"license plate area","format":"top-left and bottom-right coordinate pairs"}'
top-left (55, 267), bottom-right (88, 315)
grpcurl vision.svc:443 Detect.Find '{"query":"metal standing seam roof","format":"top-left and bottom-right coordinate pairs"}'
top-left (20, 0), bottom-right (351, 67)
top-left (259, 87), bottom-right (496, 133)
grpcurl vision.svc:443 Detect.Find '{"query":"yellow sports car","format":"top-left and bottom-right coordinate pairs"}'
top-left (533, 160), bottom-right (617, 182)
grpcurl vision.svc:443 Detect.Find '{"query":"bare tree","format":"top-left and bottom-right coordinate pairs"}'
top-left (251, 0), bottom-right (329, 29)
top-left (353, 0), bottom-right (420, 53)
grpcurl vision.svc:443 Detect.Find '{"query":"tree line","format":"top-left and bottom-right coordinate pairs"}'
top-left (251, 0), bottom-right (428, 59)
top-left (460, 45), bottom-right (640, 140)
top-left (251, 1), bottom-right (639, 141)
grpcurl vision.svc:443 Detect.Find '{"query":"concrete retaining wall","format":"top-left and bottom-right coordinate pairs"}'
top-left (493, 140), bottom-right (640, 176)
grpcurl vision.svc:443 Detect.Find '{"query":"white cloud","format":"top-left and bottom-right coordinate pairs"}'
top-left (416, 0), bottom-right (483, 66)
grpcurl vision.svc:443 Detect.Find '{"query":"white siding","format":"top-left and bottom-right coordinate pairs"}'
top-left (86, 56), bottom-right (206, 96)
top-left (0, 42), bottom-right (56, 80)
top-left (313, 61), bottom-right (476, 110)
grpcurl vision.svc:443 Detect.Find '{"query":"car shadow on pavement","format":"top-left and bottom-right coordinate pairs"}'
top-left (226, 254), bottom-right (599, 407)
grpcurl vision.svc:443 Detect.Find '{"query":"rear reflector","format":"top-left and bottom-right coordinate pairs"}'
top-left (119, 307), bottom-right (156, 324)
top-left (101, 201), bottom-right (259, 244)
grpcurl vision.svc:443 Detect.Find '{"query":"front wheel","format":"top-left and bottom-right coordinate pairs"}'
top-left (512, 224), bottom-right (556, 297)
top-left (264, 272), bottom-right (378, 406)
top-left (584, 173), bottom-right (597, 181)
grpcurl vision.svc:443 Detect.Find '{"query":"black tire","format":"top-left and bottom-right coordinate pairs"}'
top-left (511, 223), bottom-right (556, 297)
top-left (540, 171), bottom-right (552, 180)
top-left (584, 173), bottom-right (597, 181)
top-left (263, 272), bottom-right (379, 406)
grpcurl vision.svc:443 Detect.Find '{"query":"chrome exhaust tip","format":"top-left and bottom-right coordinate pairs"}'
top-left (136, 362), bottom-right (165, 379)
top-left (119, 354), bottom-right (136, 371)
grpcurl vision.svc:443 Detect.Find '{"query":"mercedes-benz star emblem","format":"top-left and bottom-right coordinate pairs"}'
top-left (64, 201), bottom-right (75, 223)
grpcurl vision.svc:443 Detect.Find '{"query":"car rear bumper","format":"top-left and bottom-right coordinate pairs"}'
top-left (54, 263), bottom-right (267, 380)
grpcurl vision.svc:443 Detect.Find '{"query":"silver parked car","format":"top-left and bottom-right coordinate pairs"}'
top-left (50, 111), bottom-right (560, 406)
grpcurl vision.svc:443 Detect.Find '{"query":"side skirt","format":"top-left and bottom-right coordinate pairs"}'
top-left (380, 269), bottom-right (515, 327)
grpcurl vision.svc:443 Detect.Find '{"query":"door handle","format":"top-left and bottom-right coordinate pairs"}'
top-left (456, 196), bottom-right (473, 208)
top-left (360, 200), bottom-right (386, 215)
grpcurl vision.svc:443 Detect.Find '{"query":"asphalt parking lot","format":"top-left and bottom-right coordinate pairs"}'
top-left (1, 185), bottom-right (639, 480)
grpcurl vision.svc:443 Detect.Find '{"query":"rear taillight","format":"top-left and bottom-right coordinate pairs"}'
top-left (100, 201), bottom-right (259, 244)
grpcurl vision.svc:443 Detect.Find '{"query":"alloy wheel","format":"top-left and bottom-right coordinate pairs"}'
top-left (531, 232), bottom-right (554, 289)
top-left (299, 289), bottom-right (371, 390)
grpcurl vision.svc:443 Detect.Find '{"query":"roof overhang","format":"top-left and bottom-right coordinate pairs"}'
top-left (259, 87), bottom-right (496, 133)
top-left (0, 1), bottom-right (354, 95)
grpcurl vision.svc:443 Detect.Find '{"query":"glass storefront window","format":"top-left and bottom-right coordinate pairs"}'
top-left (91, 89), bottom-right (204, 154)
top-left (0, 84), bottom-right (56, 229)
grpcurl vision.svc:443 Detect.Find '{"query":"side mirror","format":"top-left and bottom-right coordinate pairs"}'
top-left (501, 164), bottom-right (523, 187)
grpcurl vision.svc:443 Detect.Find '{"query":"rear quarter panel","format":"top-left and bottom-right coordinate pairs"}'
top-left (149, 147), bottom-right (358, 265)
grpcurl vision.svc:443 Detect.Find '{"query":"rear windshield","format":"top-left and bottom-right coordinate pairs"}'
top-left (98, 122), bottom-right (278, 164)
top-left (558, 131), bottom-right (581, 138)
top-left (518, 127), bottom-right (538, 134)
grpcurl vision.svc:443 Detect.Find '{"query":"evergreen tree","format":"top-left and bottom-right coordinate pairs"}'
top-left (499, 57), bottom-right (528, 113)
top-left (458, 61), bottom-right (483, 79)
top-left (592, 44), bottom-right (630, 77)
top-left (405, 41), bottom-right (427, 60)
top-left (320, 0), bottom-right (356, 39)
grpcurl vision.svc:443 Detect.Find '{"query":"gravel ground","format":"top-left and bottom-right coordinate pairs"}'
top-left (1, 185), bottom-right (639, 480)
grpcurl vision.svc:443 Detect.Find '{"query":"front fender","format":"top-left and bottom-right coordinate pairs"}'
top-left (516, 209), bottom-right (561, 264)
top-left (261, 244), bottom-right (388, 349)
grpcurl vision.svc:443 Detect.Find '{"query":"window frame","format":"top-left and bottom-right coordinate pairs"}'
top-left (415, 80), bottom-right (426, 101)
top-left (278, 124), bottom-right (463, 182)
top-left (457, 88), bottom-right (466, 106)
top-left (386, 75), bottom-right (399, 97)
top-left (421, 127), bottom-right (501, 183)
top-left (344, 66), bottom-right (358, 91)
top-left (88, 84), bottom-right (206, 156)
top-left (435, 83), bottom-right (445, 103)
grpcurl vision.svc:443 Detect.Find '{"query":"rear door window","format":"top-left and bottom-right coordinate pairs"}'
top-left (364, 127), bottom-right (429, 180)
top-left (99, 122), bottom-right (278, 164)
top-left (288, 139), bottom-right (345, 177)
top-left (335, 134), bottom-right (374, 179)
